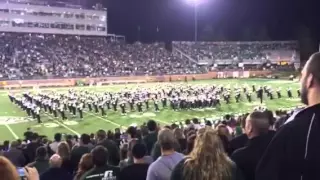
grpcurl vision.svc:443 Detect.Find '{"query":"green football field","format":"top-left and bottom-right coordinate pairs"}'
top-left (0, 79), bottom-right (302, 141)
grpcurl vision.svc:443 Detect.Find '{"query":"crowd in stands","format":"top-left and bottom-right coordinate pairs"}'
top-left (173, 41), bottom-right (298, 62)
top-left (0, 106), bottom-right (303, 180)
top-left (0, 33), bottom-right (206, 80)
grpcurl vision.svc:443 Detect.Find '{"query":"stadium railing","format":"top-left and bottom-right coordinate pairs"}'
top-left (0, 70), bottom-right (271, 89)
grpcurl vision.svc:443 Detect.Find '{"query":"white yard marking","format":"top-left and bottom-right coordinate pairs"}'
top-left (85, 112), bottom-right (127, 128)
top-left (43, 114), bottom-right (80, 136)
top-left (4, 124), bottom-right (19, 139)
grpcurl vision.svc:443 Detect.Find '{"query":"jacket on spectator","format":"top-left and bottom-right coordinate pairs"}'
top-left (231, 131), bottom-right (275, 180)
top-left (143, 131), bottom-right (158, 155)
top-left (70, 144), bottom-right (93, 171)
top-left (229, 134), bottom-right (248, 155)
top-left (2, 147), bottom-right (26, 167)
top-left (256, 104), bottom-right (320, 180)
top-left (96, 139), bottom-right (120, 166)
top-left (40, 167), bottom-right (73, 180)
top-left (24, 142), bottom-right (42, 164)
top-left (79, 165), bottom-right (120, 180)
top-left (27, 157), bottom-right (50, 175)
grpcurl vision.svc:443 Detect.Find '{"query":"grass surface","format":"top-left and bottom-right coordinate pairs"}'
top-left (0, 79), bottom-right (301, 141)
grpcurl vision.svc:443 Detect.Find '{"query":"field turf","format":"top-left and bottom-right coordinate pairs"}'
top-left (0, 79), bottom-right (301, 141)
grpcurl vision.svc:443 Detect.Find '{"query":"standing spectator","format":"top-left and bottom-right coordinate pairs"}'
top-left (231, 111), bottom-right (275, 180)
top-left (256, 52), bottom-right (320, 180)
top-left (0, 156), bottom-right (19, 180)
top-left (24, 133), bottom-right (41, 164)
top-left (80, 146), bottom-right (120, 180)
top-left (40, 154), bottom-right (73, 180)
top-left (173, 128), bottom-right (187, 152)
top-left (2, 141), bottom-right (25, 167)
top-left (2, 140), bottom-right (10, 151)
top-left (49, 133), bottom-right (62, 153)
top-left (73, 153), bottom-right (93, 180)
top-left (71, 134), bottom-right (93, 172)
top-left (171, 127), bottom-right (243, 180)
top-left (229, 114), bottom-right (249, 154)
top-left (147, 129), bottom-right (184, 180)
top-left (119, 143), bottom-right (129, 169)
top-left (57, 142), bottom-right (73, 174)
top-left (27, 146), bottom-right (50, 175)
top-left (95, 129), bottom-right (120, 166)
top-left (143, 120), bottom-right (158, 154)
top-left (119, 143), bottom-right (150, 180)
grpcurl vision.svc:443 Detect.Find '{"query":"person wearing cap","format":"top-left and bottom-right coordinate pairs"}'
top-left (256, 52), bottom-right (320, 180)
top-left (40, 154), bottom-right (73, 180)
top-left (147, 129), bottom-right (184, 180)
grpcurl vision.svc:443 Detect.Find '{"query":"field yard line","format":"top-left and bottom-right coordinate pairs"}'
top-left (43, 114), bottom-right (80, 136)
top-left (4, 124), bottom-right (19, 139)
top-left (85, 112), bottom-right (127, 129)
top-left (154, 119), bottom-right (170, 125)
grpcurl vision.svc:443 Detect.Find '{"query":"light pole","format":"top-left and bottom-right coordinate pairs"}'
top-left (194, 3), bottom-right (198, 42)
top-left (186, 0), bottom-right (200, 42)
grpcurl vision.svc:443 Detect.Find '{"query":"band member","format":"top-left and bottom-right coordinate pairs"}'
top-left (257, 87), bottom-right (263, 104)
top-left (129, 98), bottom-right (135, 111)
top-left (137, 100), bottom-right (143, 113)
top-left (35, 106), bottom-right (41, 123)
top-left (162, 97), bottom-right (167, 108)
top-left (246, 92), bottom-right (252, 103)
top-left (120, 101), bottom-right (126, 115)
top-left (297, 89), bottom-right (301, 97)
top-left (94, 100), bottom-right (99, 114)
top-left (154, 98), bottom-right (160, 112)
top-left (59, 104), bottom-right (67, 120)
top-left (52, 102), bottom-right (58, 118)
top-left (144, 98), bottom-right (149, 110)
top-left (87, 100), bottom-right (92, 112)
top-left (277, 88), bottom-right (282, 99)
top-left (287, 88), bottom-right (293, 98)
top-left (112, 100), bottom-right (117, 111)
top-left (48, 100), bottom-right (53, 114)
top-left (99, 101), bottom-right (106, 116)
top-left (72, 101), bottom-right (77, 116)
top-left (78, 102), bottom-right (83, 119)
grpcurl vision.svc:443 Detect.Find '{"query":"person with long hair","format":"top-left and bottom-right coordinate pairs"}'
top-left (57, 141), bottom-right (73, 174)
top-left (73, 153), bottom-right (93, 180)
top-left (171, 127), bottom-right (243, 180)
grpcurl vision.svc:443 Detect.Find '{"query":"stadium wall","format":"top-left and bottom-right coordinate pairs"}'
top-left (0, 71), bottom-right (271, 89)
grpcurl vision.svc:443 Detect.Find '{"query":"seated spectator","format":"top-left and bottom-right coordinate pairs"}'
top-left (96, 129), bottom-right (120, 166)
top-left (80, 146), bottom-right (120, 180)
top-left (119, 143), bottom-right (150, 180)
top-left (2, 141), bottom-right (25, 167)
top-left (73, 153), bottom-right (93, 180)
top-left (147, 129), bottom-right (184, 180)
top-left (231, 111), bottom-right (275, 180)
top-left (49, 133), bottom-right (62, 153)
top-left (171, 127), bottom-right (243, 180)
top-left (71, 134), bottom-right (93, 172)
top-left (27, 146), bottom-right (50, 175)
top-left (0, 156), bottom-right (20, 180)
top-left (40, 154), bottom-right (73, 180)
top-left (143, 120), bottom-right (158, 155)
top-left (57, 142), bottom-right (73, 174)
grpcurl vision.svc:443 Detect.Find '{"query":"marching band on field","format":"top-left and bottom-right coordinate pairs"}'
top-left (7, 83), bottom-right (301, 124)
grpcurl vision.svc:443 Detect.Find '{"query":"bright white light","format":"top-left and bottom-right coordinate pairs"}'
top-left (186, 0), bottom-right (202, 5)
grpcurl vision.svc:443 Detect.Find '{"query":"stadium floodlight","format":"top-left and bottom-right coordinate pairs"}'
top-left (185, 0), bottom-right (203, 42)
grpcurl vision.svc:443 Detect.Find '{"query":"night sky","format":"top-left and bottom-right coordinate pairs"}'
top-left (87, 0), bottom-right (319, 59)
